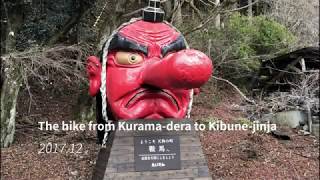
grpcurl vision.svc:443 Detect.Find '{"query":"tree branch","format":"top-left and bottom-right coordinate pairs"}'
top-left (121, 8), bottom-right (143, 18)
top-left (184, 0), bottom-right (260, 36)
top-left (184, 3), bottom-right (222, 36)
top-left (219, 0), bottom-right (259, 14)
top-left (212, 76), bottom-right (256, 104)
top-left (47, 0), bottom-right (91, 45)
top-left (186, 0), bottom-right (203, 20)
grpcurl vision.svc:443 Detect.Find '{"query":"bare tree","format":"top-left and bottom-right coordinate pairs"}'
top-left (171, 0), bottom-right (184, 26)
top-left (1, 46), bottom-right (86, 147)
top-left (265, 0), bottom-right (319, 47)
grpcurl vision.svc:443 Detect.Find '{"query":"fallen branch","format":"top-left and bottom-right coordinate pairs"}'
top-left (212, 76), bottom-right (256, 104)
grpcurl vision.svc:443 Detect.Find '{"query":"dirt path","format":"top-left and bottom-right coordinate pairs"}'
top-left (1, 87), bottom-right (100, 180)
top-left (192, 81), bottom-right (319, 179)
top-left (1, 81), bottom-right (319, 179)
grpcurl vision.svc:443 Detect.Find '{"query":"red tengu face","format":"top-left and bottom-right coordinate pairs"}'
top-left (87, 20), bottom-right (213, 120)
top-left (106, 20), bottom-right (190, 120)
top-left (106, 51), bottom-right (191, 120)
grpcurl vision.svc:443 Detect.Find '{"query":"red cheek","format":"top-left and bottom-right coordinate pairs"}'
top-left (106, 67), bottom-right (144, 102)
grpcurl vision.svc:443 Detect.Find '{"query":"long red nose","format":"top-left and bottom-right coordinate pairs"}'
top-left (142, 49), bottom-right (213, 89)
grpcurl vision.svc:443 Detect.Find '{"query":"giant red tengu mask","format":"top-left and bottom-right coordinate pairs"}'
top-left (87, 1), bottom-right (213, 120)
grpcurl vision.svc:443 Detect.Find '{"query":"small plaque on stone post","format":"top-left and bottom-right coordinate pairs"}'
top-left (134, 135), bottom-right (181, 171)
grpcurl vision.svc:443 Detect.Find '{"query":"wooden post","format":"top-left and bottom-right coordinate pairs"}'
top-left (300, 58), bottom-right (306, 72)
top-left (307, 103), bottom-right (312, 133)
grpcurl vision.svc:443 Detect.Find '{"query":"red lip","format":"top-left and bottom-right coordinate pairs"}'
top-left (125, 89), bottom-right (179, 110)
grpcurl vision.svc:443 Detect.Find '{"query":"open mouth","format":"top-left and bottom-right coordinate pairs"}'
top-left (125, 89), bottom-right (179, 109)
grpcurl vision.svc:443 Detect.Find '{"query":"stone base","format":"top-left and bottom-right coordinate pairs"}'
top-left (92, 119), bottom-right (212, 180)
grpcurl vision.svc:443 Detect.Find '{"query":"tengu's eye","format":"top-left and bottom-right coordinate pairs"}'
top-left (115, 51), bottom-right (143, 65)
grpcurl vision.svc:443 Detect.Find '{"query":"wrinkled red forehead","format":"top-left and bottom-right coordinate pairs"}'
top-left (118, 20), bottom-right (180, 47)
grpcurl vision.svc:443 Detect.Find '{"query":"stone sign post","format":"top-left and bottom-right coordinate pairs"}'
top-left (92, 119), bottom-right (212, 180)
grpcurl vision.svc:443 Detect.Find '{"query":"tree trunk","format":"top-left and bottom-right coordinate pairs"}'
top-left (248, 0), bottom-right (253, 24)
top-left (163, 0), bottom-right (172, 20)
top-left (1, 58), bottom-right (22, 148)
top-left (215, 0), bottom-right (220, 29)
top-left (172, 0), bottom-right (183, 26)
top-left (1, 3), bottom-right (23, 147)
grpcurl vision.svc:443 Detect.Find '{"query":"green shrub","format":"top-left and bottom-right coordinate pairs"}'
top-left (225, 13), bottom-right (296, 75)
top-left (184, 13), bottom-right (296, 86)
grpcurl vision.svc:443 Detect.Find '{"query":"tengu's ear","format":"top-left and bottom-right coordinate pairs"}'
top-left (87, 56), bottom-right (102, 97)
top-left (193, 88), bottom-right (200, 95)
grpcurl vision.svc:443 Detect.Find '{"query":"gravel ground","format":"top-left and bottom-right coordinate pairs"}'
top-left (1, 81), bottom-right (319, 179)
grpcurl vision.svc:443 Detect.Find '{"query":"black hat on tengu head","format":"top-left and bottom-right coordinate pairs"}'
top-left (142, 0), bottom-right (165, 22)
